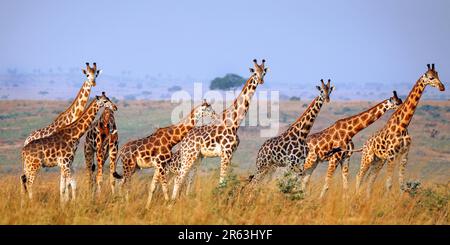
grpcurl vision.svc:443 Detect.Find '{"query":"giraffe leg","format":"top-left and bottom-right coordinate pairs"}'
top-left (340, 156), bottom-right (351, 199)
top-left (366, 159), bottom-right (384, 197)
top-left (320, 156), bottom-right (340, 199)
top-left (95, 138), bottom-right (106, 195)
top-left (356, 148), bottom-right (374, 194)
top-left (121, 162), bottom-right (135, 202)
top-left (146, 169), bottom-right (159, 208)
top-left (59, 172), bottom-right (67, 204)
top-left (247, 164), bottom-right (274, 191)
top-left (398, 146), bottom-right (410, 193)
top-left (300, 151), bottom-right (318, 196)
top-left (185, 163), bottom-right (199, 196)
top-left (60, 160), bottom-right (75, 203)
top-left (385, 156), bottom-right (396, 192)
top-left (84, 137), bottom-right (95, 191)
top-left (109, 133), bottom-right (119, 194)
top-left (171, 151), bottom-right (198, 200)
top-left (219, 152), bottom-right (233, 186)
top-left (24, 165), bottom-right (40, 201)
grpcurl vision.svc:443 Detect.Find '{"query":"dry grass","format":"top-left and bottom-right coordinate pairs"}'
top-left (0, 100), bottom-right (449, 224)
top-left (0, 171), bottom-right (448, 225)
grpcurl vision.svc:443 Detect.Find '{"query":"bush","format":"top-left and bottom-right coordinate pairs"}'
top-left (210, 74), bottom-right (246, 90)
top-left (212, 171), bottom-right (241, 205)
top-left (416, 184), bottom-right (449, 213)
top-left (277, 171), bottom-right (304, 201)
top-left (402, 180), bottom-right (421, 197)
top-left (290, 96), bottom-right (301, 101)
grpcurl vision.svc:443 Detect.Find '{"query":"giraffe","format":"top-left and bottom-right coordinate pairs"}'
top-left (247, 79), bottom-right (334, 188)
top-left (300, 91), bottom-right (403, 198)
top-left (84, 107), bottom-right (118, 195)
top-left (20, 92), bottom-right (117, 203)
top-left (112, 100), bottom-right (217, 205)
top-left (170, 59), bottom-right (268, 200)
top-left (23, 62), bottom-right (101, 146)
top-left (355, 64), bottom-right (445, 195)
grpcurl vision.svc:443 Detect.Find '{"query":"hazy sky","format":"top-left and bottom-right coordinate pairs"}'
top-left (1, 0), bottom-right (449, 86)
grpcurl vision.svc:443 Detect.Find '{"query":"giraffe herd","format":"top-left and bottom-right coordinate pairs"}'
top-left (20, 60), bottom-right (445, 206)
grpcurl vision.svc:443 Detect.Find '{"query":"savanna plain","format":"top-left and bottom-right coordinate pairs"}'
top-left (0, 100), bottom-right (448, 224)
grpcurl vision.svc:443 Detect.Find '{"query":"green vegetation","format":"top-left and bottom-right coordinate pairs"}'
top-left (210, 73), bottom-right (246, 90)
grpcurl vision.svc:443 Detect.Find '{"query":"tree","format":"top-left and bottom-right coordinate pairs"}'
top-left (209, 73), bottom-right (246, 90)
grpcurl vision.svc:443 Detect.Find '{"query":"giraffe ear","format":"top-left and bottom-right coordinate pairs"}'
top-left (97, 69), bottom-right (102, 76)
top-left (95, 95), bottom-right (100, 100)
top-left (316, 86), bottom-right (321, 91)
top-left (264, 67), bottom-right (269, 73)
top-left (82, 69), bottom-right (87, 75)
top-left (330, 86), bottom-right (335, 92)
top-left (249, 68), bottom-right (255, 73)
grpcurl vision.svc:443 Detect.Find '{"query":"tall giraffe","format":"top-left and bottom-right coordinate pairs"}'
top-left (112, 100), bottom-right (217, 205)
top-left (84, 105), bottom-right (118, 195)
top-left (23, 62), bottom-right (101, 146)
top-left (20, 92), bottom-right (117, 203)
top-left (356, 64), bottom-right (445, 195)
top-left (247, 79), bottom-right (334, 188)
top-left (300, 91), bottom-right (403, 198)
top-left (170, 59), bottom-right (268, 200)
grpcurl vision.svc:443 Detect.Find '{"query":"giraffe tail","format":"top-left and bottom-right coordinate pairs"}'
top-left (112, 149), bottom-right (123, 180)
top-left (113, 171), bottom-right (123, 180)
top-left (20, 174), bottom-right (27, 193)
top-left (247, 174), bottom-right (255, 182)
top-left (341, 148), bottom-right (363, 153)
top-left (324, 147), bottom-right (342, 158)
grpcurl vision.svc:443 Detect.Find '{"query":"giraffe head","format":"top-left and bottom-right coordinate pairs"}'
top-left (421, 64), bottom-right (445, 91)
top-left (249, 59), bottom-right (268, 84)
top-left (316, 79), bottom-right (334, 103)
top-left (386, 90), bottom-right (403, 110)
top-left (82, 62), bottom-right (102, 86)
top-left (194, 99), bottom-right (218, 122)
top-left (95, 92), bottom-right (117, 111)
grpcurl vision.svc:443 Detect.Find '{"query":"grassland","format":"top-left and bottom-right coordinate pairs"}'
top-left (0, 100), bottom-right (449, 224)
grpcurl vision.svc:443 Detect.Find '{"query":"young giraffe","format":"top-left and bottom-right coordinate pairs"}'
top-left (247, 79), bottom-right (334, 188)
top-left (170, 59), bottom-right (268, 200)
top-left (84, 96), bottom-right (118, 195)
top-left (20, 93), bottom-right (117, 203)
top-left (301, 91), bottom-right (403, 198)
top-left (24, 62), bottom-right (101, 146)
top-left (112, 100), bottom-right (217, 205)
top-left (356, 64), bottom-right (445, 195)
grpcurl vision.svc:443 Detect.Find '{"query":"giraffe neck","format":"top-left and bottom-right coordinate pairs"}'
top-left (387, 79), bottom-right (425, 129)
top-left (284, 96), bottom-right (324, 138)
top-left (167, 106), bottom-right (200, 145)
top-left (339, 100), bottom-right (391, 138)
top-left (54, 80), bottom-right (93, 122)
top-left (65, 100), bottom-right (101, 140)
top-left (221, 76), bottom-right (258, 130)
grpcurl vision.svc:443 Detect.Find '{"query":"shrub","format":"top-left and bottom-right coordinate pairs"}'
top-left (277, 171), bottom-right (304, 201)
top-left (210, 74), bottom-right (246, 90)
